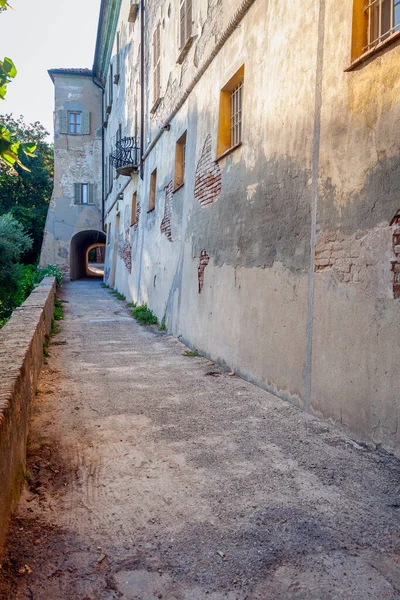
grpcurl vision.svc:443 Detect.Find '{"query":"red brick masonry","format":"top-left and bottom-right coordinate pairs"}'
top-left (194, 135), bottom-right (222, 208)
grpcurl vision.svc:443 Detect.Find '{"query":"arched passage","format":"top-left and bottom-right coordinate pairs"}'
top-left (70, 230), bottom-right (106, 280)
top-left (87, 243), bottom-right (106, 277)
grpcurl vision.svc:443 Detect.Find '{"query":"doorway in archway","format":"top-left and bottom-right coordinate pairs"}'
top-left (70, 230), bottom-right (106, 280)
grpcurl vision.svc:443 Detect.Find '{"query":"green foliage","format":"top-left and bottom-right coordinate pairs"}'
top-left (158, 314), bottom-right (167, 331)
top-left (131, 304), bottom-right (158, 326)
top-left (0, 4), bottom-right (37, 170)
top-left (183, 349), bottom-right (200, 357)
top-left (0, 212), bottom-right (32, 324)
top-left (100, 282), bottom-right (109, 289)
top-left (110, 289), bottom-right (126, 301)
top-left (0, 115), bottom-right (53, 263)
top-left (54, 297), bottom-right (64, 321)
top-left (37, 264), bottom-right (63, 286)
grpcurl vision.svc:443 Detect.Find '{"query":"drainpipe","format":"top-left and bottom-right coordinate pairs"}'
top-left (92, 74), bottom-right (106, 231)
top-left (140, 0), bottom-right (145, 180)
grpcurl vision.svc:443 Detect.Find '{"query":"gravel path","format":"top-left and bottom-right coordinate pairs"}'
top-left (1, 279), bottom-right (399, 599)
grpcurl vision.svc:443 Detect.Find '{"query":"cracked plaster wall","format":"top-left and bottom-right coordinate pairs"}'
top-left (40, 74), bottom-right (103, 279)
top-left (102, 0), bottom-right (400, 454)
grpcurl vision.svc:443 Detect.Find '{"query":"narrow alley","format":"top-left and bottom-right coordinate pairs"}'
top-left (1, 279), bottom-right (399, 600)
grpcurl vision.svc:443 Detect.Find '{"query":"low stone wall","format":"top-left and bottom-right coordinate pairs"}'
top-left (0, 277), bottom-right (56, 549)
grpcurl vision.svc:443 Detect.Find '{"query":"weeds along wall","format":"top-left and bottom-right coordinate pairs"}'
top-left (98, 0), bottom-right (400, 454)
top-left (0, 277), bottom-right (56, 549)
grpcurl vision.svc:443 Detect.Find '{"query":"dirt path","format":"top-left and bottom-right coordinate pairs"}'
top-left (0, 279), bottom-right (399, 600)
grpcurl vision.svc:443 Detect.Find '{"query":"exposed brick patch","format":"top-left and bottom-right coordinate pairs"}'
top-left (391, 210), bottom-right (400, 299)
top-left (161, 181), bottom-right (173, 241)
top-left (198, 250), bottom-right (210, 293)
top-left (133, 201), bottom-right (141, 231)
top-left (194, 135), bottom-right (221, 208)
top-left (314, 226), bottom-right (393, 298)
top-left (118, 206), bottom-right (132, 273)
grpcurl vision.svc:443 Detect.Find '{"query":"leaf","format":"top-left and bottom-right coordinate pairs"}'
top-left (2, 57), bottom-right (16, 78)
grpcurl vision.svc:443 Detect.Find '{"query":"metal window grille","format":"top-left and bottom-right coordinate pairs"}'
top-left (182, 141), bottom-right (186, 178)
top-left (69, 112), bottom-right (81, 134)
top-left (365, 0), bottom-right (400, 51)
top-left (230, 81), bottom-right (243, 148)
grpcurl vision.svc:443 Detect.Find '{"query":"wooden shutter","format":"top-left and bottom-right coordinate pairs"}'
top-left (186, 0), bottom-right (192, 41)
top-left (59, 110), bottom-right (68, 134)
top-left (88, 184), bottom-right (94, 204)
top-left (82, 111), bottom-right (91, 135)
top-left (74, 183), bottom-right (81, 204)
top-left (180, 0), bottom-right (186, 49)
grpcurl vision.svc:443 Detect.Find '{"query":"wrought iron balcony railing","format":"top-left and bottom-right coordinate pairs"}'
top-left (109, 137), bottom-right (140, 176)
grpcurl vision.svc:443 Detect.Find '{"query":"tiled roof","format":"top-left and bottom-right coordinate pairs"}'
top-left (48, 68), bottom-right (92, 83)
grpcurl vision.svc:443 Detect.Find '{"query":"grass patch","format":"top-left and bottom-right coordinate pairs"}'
top-left (100, 282), bottom-right (109, 289)
top-left (111, 290), bottom-right (126, 301)
top-left (127, 301), bottom-right (137, 308)
top-left (158, 314), bottom-right (167, 331)
top-left (23, 470), bottom-right (31, 483)
top-left (54, 296), bottom-right (64, 321)
top-left (183, 349), bottom-right (199, 357)
top-left (131, 304), bottom-right (158, 326)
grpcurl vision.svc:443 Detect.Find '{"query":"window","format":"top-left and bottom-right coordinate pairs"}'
top-left (217, 65), bottom-right (244, 158)
top-left (365, 0), bottom-right (400, 50)
top-left (74, 183), bottom-right (94, 205)
top-left (351, 0), bottom-right (400, 61)
top-left (153, 23), bottom-right (161, 104)
top-left (59, 110), bottom-right (90, 135)
top-left (109, 63), bottom-right (114, 107)
top-left (108, 157), bottom-right (113, 192)
top-left (131, 192), bottom-right (138, 225)
top-left (69, 111), bottom-right (81, 134)
top-left (115, 32), bottom-right (121, 84)
top-left (174, 131), bottom-right (187, 190)
top-left (148, 168), bottom-right (157, 212)
top-left (179, 0), bottom-right (192, 49)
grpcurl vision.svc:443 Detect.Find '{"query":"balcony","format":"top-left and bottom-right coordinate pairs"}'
top-left (109, 137), bottom-right (140, 176)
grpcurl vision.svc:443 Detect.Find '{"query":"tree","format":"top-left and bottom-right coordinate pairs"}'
top-left (0, 115), bottom-right (54, 263)
top-left (0, 1), bottom-right (36, 169)
top-left (0, 212), bottom-right (33, 325)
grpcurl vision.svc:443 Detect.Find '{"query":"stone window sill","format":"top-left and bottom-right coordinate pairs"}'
top-left (177, 37), bottom-right (194, 65)
top-left (172, 182), bottom-right (184, 193)
top-left (345, 30), bottom-right (400, 71)
top-left (147, 207), bottom-right (155, 213)
top-left (216, 141), bottom-right (242, 163)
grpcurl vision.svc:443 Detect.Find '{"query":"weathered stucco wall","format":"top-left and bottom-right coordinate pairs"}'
top-left (40, 73), bottom-right (103, 280)
top-left (100, 0), bottom-right (400, 454)
top-left (0, 278), bottom-right (56, 549)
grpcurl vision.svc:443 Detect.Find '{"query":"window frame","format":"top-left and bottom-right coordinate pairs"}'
top-left (68, 111), bottom-right (82, 135)
top-left (131, 191), bottom-right (138, 226)
top-left (148, 168), bottom-right (157, 212)
top-left (174, 131), bottom-right (187, 191)
top-left (349, 0), bottom-right (400, 66)
top-left (216, 65), bottom-right (245, 160)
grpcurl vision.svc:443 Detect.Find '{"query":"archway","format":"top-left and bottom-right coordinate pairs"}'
top-left (86, 243), bottom-right (106, 277)
top-left (70, 230), bottom-right (106, 280)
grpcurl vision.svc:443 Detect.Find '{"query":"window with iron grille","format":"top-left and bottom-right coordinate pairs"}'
top-left (174, 131), bottom-right (187, 189)
top-left (153, 23), bottom-right (161, 103)
top-left (365, 0), bottom-right (400, 51)
top-left (230, 82), bottom-right (243, 148)
top-left (179, 0), bottom-right (192, 49)
top-left (217, 65), bottom-right (244, 159)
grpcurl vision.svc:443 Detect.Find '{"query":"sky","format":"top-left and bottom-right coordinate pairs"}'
top-left (1, 0), bottom-right (101, 138)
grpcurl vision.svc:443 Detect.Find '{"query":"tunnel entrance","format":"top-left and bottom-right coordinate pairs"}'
top-left (70, 230), bottom-right (106, 280)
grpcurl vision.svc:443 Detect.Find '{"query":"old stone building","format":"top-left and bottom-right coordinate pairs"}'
top-left (47, 0), bottom-right (400, 455)
top-left (40, 69), bottom-right (105, 280)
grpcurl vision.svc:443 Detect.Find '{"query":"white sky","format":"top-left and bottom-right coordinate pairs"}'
top-left (1, 0), bottom-right (101, 138)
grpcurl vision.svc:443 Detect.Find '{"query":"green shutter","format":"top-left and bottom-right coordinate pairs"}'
top-left (59, 110), bottom-right (68, 134)
top-left (74, 183), bottom-right (81, 204)
top-left (88, 184), bottom-right (94, 204)
top-left (82, 111), bottom-right (91, 135)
